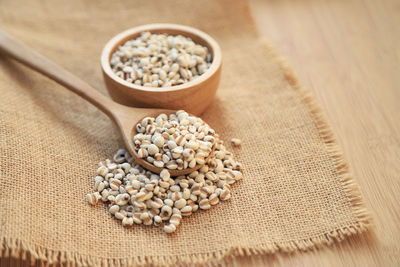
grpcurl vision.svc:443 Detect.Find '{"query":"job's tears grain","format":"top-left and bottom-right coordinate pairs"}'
top-left (110, 32), bottom-right (212, 87)
top-left (231, 138), bottom-right (242, 147)
top-left (133, 110), bottom-right (217, 170)
top-left (87, 119), bottom-right (243, 233)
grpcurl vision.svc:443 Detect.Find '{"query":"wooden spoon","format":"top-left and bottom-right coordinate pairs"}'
top-left (0, 30), bottom-right (208, 176)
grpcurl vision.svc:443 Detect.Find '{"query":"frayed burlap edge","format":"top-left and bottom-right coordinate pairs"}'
top-left (1, 222), bottom-right (370, 266)
top-left (0, 29), bottom-right (372, 267)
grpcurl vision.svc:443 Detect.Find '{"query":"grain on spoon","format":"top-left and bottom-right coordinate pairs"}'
top-left (133, 110), bottom-right (217, 171)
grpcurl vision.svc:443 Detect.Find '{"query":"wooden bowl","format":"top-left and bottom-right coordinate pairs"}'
top-left (101, 23), bottom-right (222, 115)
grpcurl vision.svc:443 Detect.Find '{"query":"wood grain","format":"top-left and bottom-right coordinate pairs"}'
top-left (232, 0), bottom-right (399, 266)
top-left (1, 0), bottom-right (399, 265)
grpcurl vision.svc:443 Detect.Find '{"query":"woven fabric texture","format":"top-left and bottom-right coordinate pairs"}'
top-left (0, 0), bottom-right (370, 266)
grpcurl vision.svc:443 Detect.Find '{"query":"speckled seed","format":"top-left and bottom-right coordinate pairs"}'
top-left (191, 183), bottom-right (201, 195)
top-left (147, 144), bottom-right (159, 155)
top-left (166, 162), bottom-right (178, 170)
top-left (172, 207), bottom-right (181, 215)
top-left (110, 179), bottom-right (121, 191)
top-left (231, 138), bottom-right (241, 147)
top-left (159, 180), bottom-right (170, 189)
top-left (131, 180), bottom-right (141, 190)
top-left (163, 223), bottom-right (176, 234)
top-left (172, 146), bottom-right (183, 154)
top-left (233, 170), bottom-right (243, 180)
top-left (169, 214), bottom-right (182, 226)
top-left (209, 193), bottom-right (219, 205)
top-left (107, 195), bottom-right (116, 204)
top-left (169, 191), bottom-right (182, 201)
top-left (153, 160), bottom-right (164, 167)
top-left (94, 176), bottom-right (104, 183)
top-left (114, 212), bottom-right (125, 220)
top-left (132, 213), bottom-right (142, 224)
top-left (101, 189), bottom-right (109, 201)
top-left (145, 183), bottom-right (155, 192)
top-left (144, 191), bottom-right (153, 201)
top-left (161, 205), bottom-right (172, 220)
top-left (192, 204), bottom-right (199, 212)
top-left (96, 181), bottom-right (105, 192)
top-left (199, 199), bottom-right (211, 210)
top-left (114, 173), bottom-right (123, 180)
top-left (140, 212), bottom-right (153, 225)
top-left (120, 163), bottom-right (131, 173)
top-left (116, 193), bottom-right (130, 206)
top-left (183, 188), bottom-right (191, 199)
top-left (125, 185), bottom-right (136, 195)
top-left (167, 140), bottom-right (177, 150)
top-left (205, 172), bottom-right (218, 181)
top-left (180, 205), bottom-right (192, 216)
top-left (188, 159), bottom-right (197, 168)
top-left (153, 135), bottom-right (165, 147)
top-left (97, 166), bottom-right (108, 177)
top-left (122, 217), bottom-right (133, 226)
top-left (133, 200), bottom-right (146, 209)
top-left (174, 198), bottom-right (187, 209)
top-left (187, 140), bottom-right (199, 150)
top-left (153, 215), bottom-right (162, 226)
top-left (113, 149), bottom-right (126, 163)
top-left (109, 205), bottom-right (120, 215)
top-left (220, 189), bottom-right (231, 201)
top-left (86, 193), bottom-right (99, 205)
top-left (135, 191), bottom-right (147, 202)
top-left (160, 169), bottom-right (170, 180)
top-left (137, 148), bottom-right (148, 158)
top-left (169, 185), bottom-right (180, 192)
top-left (164, 199), bottom-right (174, 207)
top-left (151, 198), bottom-right (164, 209)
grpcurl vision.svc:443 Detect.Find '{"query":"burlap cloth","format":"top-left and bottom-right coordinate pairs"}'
top-left (0, 0), bottom-right (371, 266)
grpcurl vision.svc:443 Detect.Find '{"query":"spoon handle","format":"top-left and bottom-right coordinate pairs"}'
top-left (0, 30), bottom-right (119, 119)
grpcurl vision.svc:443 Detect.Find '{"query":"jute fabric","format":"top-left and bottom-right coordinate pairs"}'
top-left (0, 0), bottom-right (370, 265)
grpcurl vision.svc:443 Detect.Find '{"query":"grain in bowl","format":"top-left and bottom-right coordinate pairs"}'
top-left (110, 31), bottom-right (212, 87)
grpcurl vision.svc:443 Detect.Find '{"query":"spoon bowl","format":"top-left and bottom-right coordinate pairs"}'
top-left (0, 30), bottom-right (211, 176)
top-left (115, 106), bottom-right (209, 176)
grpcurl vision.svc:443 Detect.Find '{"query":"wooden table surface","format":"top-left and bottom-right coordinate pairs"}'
top-left (1, 0), bottom-right (399, 266)
top-left (233, 0), bottom-right (400, 266)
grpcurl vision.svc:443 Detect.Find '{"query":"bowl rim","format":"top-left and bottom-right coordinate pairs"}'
top-left (100, 23), bottom-right (222, 93)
